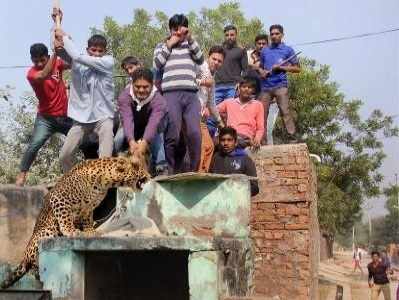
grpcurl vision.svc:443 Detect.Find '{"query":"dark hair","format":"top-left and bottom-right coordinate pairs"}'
top-left (121, 56), bottom-right (140, 69)
top-left (224, 25), bottom-right (237, 33)
top-left (371, 251), bottom-right (380, 257)
top-left (240, 74), bottom-right (261, 97)
top-left (269, 24), bottom-right (284, 34)
top-left (255, 34), bottom-right (269, 43)
top-left (169, 14), bottom-right (188, 30)
top-left (208, 45), bottom-right (226, 58)
top-left (131, 68), bottom-right (154, 84)
top-left (219, 126), bottom-right (238, 141)
top-left (30, 43), bottom-right (48, 58)
top-left (87, 34), bottom-right (107, 49)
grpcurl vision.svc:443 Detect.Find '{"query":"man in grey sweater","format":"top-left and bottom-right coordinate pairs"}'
top-left (55, 29), bottom-right (115, 173)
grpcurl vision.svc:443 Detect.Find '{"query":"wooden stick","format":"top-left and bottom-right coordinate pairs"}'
top-left (53, 0), bottom-right (61, 29)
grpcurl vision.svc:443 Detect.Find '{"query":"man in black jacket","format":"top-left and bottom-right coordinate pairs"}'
top-left (368, 251), bottom-right (391, 300)
top-left (209, 127), bottom-right (259, 196)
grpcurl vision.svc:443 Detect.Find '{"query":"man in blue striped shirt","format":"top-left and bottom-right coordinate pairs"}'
top-left (153, 14), bottom-right (204, 173)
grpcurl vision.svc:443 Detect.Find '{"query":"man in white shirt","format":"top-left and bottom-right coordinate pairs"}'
top-left (55, 28), bottom-right (115, 173)
top-left (196, 45), bottom-right (225, 172)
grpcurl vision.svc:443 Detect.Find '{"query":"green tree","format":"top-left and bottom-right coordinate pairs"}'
top-left (0, 92), bottom-right (63, 184)
top-left (381, 184), bottom-right (399, 243)
top-left (284, 59), bottom-right (398, 240)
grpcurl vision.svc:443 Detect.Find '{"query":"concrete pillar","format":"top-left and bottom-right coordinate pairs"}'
top-left (39, 250), bottom-right (84, 300)
top-left (188, 251), bottom-right (219, 300)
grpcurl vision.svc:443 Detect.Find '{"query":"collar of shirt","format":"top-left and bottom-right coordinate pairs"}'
top-left (270, 42), bottom-right (285, 49)
top-left (234, 97), bottom-right (254, 109)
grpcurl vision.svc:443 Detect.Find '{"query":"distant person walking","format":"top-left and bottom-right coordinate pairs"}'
top-left (368, 251), bottom-right (392, 300)
top-left (353, 245), bottom-right (364, 275)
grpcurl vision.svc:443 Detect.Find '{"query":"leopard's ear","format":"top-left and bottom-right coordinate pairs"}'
top-left (127, 153), bottom-right (148, 170)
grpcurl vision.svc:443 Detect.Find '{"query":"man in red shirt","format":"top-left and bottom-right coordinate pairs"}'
top-left (15, 43), bottom-right (71, 186)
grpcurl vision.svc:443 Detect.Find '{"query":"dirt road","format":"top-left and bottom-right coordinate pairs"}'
top-left (319, 251), bottom-right (398, 299)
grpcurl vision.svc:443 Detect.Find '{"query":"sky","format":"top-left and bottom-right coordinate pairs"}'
top-left (1, 0), bottom-right (398, 216)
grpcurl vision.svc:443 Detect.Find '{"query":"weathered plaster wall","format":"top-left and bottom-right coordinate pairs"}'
top-left (250, 144), bottom-right (319, 300)
top-left (0, 185), bottom-right (47, 265)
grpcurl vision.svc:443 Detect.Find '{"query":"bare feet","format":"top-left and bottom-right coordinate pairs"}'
top-left (15, 172), bottom-right (27, 186)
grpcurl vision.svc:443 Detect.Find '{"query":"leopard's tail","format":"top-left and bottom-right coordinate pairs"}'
top-left (0, 261), bottom-right (29, 289)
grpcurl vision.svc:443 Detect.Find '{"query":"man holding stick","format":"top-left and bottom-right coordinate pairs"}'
top-left (259, 24), bottom-right (301, 144)
top-left (53, 9), bottom-right (115, 173)
top-left (15, 6), bottom-right (69, 186)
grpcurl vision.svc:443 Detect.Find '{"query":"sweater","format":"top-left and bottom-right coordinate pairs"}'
top-left (118, 87), bottom-right (167, 143)
top-left (153, 39), bottom-right (204, 92)
top-left (209, 149), bottom-right (259, 196)
top-left (215, 43), bottom-right (248, 85)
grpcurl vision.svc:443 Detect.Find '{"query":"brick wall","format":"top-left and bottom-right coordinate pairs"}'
top-left (250, 144), bottom-right (319, 300)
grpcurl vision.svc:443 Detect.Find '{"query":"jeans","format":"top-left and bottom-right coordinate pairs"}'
top-left (113, 127), bottom-right (126, 154)
top-left (207, 84), bottom-right (237, 137)
top-left (20, 114), bottom-right (72, 172)
top-left (150, 132), bottom-right (167, 175)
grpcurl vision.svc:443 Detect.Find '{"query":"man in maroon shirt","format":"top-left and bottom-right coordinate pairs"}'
top-left (368, 251), bottom-right (392, 300)
top-left (15, 42), bottom-right (71, 186)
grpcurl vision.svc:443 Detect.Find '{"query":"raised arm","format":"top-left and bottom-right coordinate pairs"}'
top-left (188, 39), bottom-right (204, 65)
top-left (28, 53), bottom-right (57, 82)
top-left (56, 31), bottom-right (113, 74)
top-left (153, 42), bottom-right (170, 70)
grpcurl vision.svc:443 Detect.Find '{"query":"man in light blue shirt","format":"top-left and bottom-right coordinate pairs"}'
top-left (259, 24), bottom-right (301, 144)
top-left (55, 29), bottom-right (115, 172)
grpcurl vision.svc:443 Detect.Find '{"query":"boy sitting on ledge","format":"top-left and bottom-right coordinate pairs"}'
top-left (209, 127), bottom-right (259, 196)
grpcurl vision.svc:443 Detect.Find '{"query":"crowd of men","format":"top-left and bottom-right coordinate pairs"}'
top-left (15, 11), bottom-right (302, 198)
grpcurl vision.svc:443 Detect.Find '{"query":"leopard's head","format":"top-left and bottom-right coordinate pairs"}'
top-left (108, 155), bottom-right (151, 191)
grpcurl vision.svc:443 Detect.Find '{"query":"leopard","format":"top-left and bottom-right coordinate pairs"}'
top-left (0, 155), bottom-right (150, 289)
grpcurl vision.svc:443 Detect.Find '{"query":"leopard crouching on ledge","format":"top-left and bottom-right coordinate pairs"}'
top-left (0, 156), bottom-right (150, 289)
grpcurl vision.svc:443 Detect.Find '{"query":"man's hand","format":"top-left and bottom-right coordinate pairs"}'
top-left (272, 64), bottom-right (285, 72)
top-left (51, 8), bottom-right (63, 23)
top-left (166, 35), bottom-right (181, 50)
top-left (136, 139), bottom-right (149, 157)
top-left (258, 69), bottom-right (270, 79)
top-left (251, 137), bottom-right (261, 152)
top-left (128, 140), bottom-right (139, 155)
top-left (368, 281), bottom-right (374, 288)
